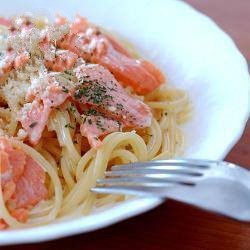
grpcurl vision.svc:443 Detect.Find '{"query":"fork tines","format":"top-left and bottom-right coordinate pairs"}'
top-left (92, 159), bottom-right (216, 192)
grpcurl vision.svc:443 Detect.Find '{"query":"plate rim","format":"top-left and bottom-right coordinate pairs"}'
top-left (0, 0), bottom-right (249, 245)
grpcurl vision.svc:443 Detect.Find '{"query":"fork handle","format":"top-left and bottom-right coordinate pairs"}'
top-left (92, 178), bottom-right (250, 222)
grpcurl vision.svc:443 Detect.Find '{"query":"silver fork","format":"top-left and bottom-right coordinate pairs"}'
top-left (91, 159), bottom-right (250, 221)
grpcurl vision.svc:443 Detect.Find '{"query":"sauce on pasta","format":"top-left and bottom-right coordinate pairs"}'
top-left (0, 14), bottom-right (191, 228)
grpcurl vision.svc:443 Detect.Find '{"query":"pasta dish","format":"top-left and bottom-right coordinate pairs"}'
top-left (0, 14), bottom-right (191, 228)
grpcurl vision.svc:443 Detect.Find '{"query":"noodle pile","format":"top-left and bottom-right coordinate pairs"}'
top-left (0, 15), bottom-right (191, 228)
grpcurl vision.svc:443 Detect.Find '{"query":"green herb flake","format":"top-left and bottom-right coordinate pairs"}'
top-left (62, 86), bottom-right (69, 93)
top-left (69, 104), bottom-right (76, 113)
top-left (86, 109), bottom-right (98, 116)
top-left (65, 123), bottom-right (75, 129)
top-left (74, 83), bottom-right (113, 105)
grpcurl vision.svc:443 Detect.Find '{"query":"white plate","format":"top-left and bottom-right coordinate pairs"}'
top-left (0, 0), bottom-right (249, 245)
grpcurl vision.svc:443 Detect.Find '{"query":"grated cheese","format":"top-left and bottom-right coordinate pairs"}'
top-left (2, 80), bottom-right (29, 111)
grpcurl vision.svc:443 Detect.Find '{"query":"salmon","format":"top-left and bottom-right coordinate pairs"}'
top-left (0, 50), bottom-right (30, 80)
top-left (56, 15), bottom-right (88, 34)
top-left (105, 34), bottom-right (132, 58)
top-left (39, 24), bottom-right (78, 72)
top-left (13, 155), bottom-right (47, 208)
top-left (57, 16), bottom-right (164, 94)
top-left (18, 69), bottom-right (71, 145)
top-left (0, 219), bottom-right (7, 229)
top-left (43, 84), bottom-right (70, 107)
top-left (93, 47), bottom-right (165, 94)
top-left (43, 49), bottom-right (78, 72)
top-left (19, 77), bottom-right (69, 145)
top-left (0, 17), bottom-right (11, 27)
top-left (38, 37), bottom-right (56, 61)
top-left (13, 51), bottom-right (30, 69)
top-left (0, 139), bottom-right (25, 184)
top-left (7, 148), bottom-right (26, 182)
top-left (55, 15), bottom-right (68, 26)
top-left (0, 151), bottom-right (13, 185)
top-left (80, 115), bottom-right (120, 148)
top-left (0, 17), bottom-right (36, 79)
top-left (19, 100), bottom-right (51, 145)
top-left (10, 208), bottom-right (29, 223)
top-left (73, 63), bottom-right (152, 129)
top-left (0, 137), bottom-right (47, 226)
top-left (70, 15), bottom-right (88, 35)
top-left (9, 16), bottom-right (34, 34)
top-left (3, 181), bottom-right (15, 202)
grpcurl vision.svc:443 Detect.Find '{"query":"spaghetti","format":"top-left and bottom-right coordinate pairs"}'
top-left (0, 14), bottom-right (191, 228)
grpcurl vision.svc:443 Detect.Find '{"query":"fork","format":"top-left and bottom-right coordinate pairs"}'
top-left (91, 159), bottom-right (250, 221)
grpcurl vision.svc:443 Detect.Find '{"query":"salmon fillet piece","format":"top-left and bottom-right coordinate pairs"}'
top-left (0, 139), bottom-right (25, 184)
top-left (0, 138), bottom-right (47, 227)
top-left (80, 115), bottom-right (120, 148)
top-left (13, 156), bottom-right (47, 208)
top-left (18, 76), bottom-right (69, 145)
top-left (0, 17), bottom-right (11, 27)
top-left (39, 36), bottom-right (78, 72)
top-left (72, 63), bottom-right (152, 148)
top-left (0, 51), bottom-right (30, 80)
top-left (43, 50), bottom-right (78, 72)
top-left (73, 63), bottom-right (152, 128)
top-left (18, 100), bottom-right (51, 145)
top-left (91, 45), bottom-right (165, 94)
top-left (57, 16), bottom-right (164, 94)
